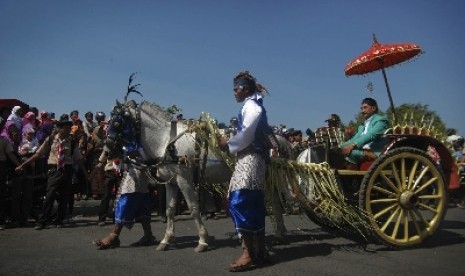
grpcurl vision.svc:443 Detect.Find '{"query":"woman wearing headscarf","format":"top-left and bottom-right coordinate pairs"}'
top-left (7, 106), bottom-right (23, 130)
top-left (39, 111), bottom-right (53, 126)
top-left (22, 111), bottom-right (37, 137)
top-left (1, 120), bottom-right (21, 146)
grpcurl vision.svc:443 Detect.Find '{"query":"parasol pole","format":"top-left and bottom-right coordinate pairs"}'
top-left (380, 66), bottom-right (396, 124)
top-left (373, 34), bottom-right (396, 124)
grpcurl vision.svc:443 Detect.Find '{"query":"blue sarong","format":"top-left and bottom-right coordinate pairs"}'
top-left (114, 192), bottom-right (152, 228)
top-left (229, 189), bottom-right (265, 236)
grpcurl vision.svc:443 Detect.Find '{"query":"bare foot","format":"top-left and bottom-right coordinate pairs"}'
top-left (229, 252), bottom-right (254, 272)
top-left (93, 234), bottom-right (120, 250)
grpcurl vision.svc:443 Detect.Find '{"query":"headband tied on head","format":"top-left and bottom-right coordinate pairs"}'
top-left (234, 77), bottom-right (256, 92)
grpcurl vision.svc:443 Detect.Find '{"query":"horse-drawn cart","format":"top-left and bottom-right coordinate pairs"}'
top-left (270, 35), bottom-right (460, 249)
top-left (274, 124), bottom-right (459, 249)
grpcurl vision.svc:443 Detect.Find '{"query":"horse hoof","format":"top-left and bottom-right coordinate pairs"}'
top-left (194, 243), bottom-right (208, 252)
top-left (156, 243), bottom-right (169, 251)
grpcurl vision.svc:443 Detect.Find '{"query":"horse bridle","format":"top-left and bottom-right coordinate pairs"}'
top-left (105, 100), bottom-right (141, 158)
top-left (106, 100), bottom-right (196, 166)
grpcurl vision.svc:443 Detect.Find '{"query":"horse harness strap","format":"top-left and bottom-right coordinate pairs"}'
top-left (170, 121), bottom-right (177, 142)
top-left (134, 103), bottom-right (142, 145)
top-left (132, 103), bottom-right (183, 165)
top-left (131, 105), bottom-right (201, 168)
top-left (155, 121), bottom-right (208, 187)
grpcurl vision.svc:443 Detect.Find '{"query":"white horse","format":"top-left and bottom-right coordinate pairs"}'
top-left (106, 100), bottom-right (231, 252)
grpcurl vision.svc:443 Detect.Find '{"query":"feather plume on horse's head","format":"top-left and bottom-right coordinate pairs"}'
top-left (124, 73), bottom-right (144, 103)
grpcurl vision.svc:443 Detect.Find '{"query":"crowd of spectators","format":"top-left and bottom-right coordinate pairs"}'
top-left (0, 105), bottom-right (109, 230)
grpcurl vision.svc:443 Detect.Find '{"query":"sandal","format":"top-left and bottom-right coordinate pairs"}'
top-left (130, 235), bottom-right (158, 247)
top-left (93, 233), bottom-right (120, 250)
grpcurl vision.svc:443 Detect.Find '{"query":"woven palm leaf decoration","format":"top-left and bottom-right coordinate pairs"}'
top-left (267, 158), bottom-right (373, 239)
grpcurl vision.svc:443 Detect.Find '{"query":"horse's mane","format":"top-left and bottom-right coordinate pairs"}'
top-left (139, 100), bottom-right (172, 123)
top-left (136, 100), bottom-right (190, 159)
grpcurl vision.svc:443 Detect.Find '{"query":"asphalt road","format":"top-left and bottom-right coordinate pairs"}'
top-left (1, 200), bottom-right (465, 276)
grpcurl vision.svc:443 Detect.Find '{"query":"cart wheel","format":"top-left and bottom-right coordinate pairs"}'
top-left (359, 147), bottom-right (448, 248)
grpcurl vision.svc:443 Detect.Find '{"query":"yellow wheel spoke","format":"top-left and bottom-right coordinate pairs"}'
top-left (372, 185), bottom-right (397, 196)
top-left (391, 208), bottom-right (404, 239)
top-left (381, 206), bottom-right (400, 231)
top-left (418, 195), bottom-right (441, 199)
top-left (408, 210), bottom-right (422, 237)
top-left (418, 203), bottom-right (438, 214)
top-left (380, 172), bottom-right (400, 194)
top-left (391, 162), bottom-right (402, 191)
top-left (401, 158), bottom-right (407, 190)
top-left (373, 203), bottom-right (398, 220)
top-left (414, 177), bottom-right (438, 194)
top-left (407, 160), bottom-right (420, 190)
top-left (412, 166), bottom-right (430, 191)
top-left (403, 211), bottom-right (409, 241)
top-left (413, 209), bottom-right (431, 232)
top-left (370, 198), bottom-right (398, 204)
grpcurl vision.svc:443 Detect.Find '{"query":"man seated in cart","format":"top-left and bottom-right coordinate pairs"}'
top-left (340, 97), bottom-right (390, 170)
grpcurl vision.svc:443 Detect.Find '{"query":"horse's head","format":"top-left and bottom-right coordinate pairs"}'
top-left (105, 100), bottom-right (138, 157)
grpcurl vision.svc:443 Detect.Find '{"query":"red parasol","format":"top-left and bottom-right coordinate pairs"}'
top-left (344, 34), bottom-right (422, 122)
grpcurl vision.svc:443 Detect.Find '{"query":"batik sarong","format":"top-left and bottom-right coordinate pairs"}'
top-left (228, 152), bottom-right (266, 236)
top-left (229, 151), bottom-right (266, 192)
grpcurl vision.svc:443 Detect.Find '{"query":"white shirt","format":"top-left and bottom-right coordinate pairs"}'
top-left (362, 116), bottom-right (373, 149)
top-left (362, 116), bottom-right (372, 135)
top-left (228, 93), bottom-right (264, 154)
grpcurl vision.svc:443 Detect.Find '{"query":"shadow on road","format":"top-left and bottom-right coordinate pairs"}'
top-left (368, 220), bottom-right (465, 252)
top-left (440, 219), bottom-right (465, 230)
top-left (269, 231), bottom-right (369, 264)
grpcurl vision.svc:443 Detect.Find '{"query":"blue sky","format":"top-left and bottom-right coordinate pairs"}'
top-left (1, 0), bottom-right (464, 135)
